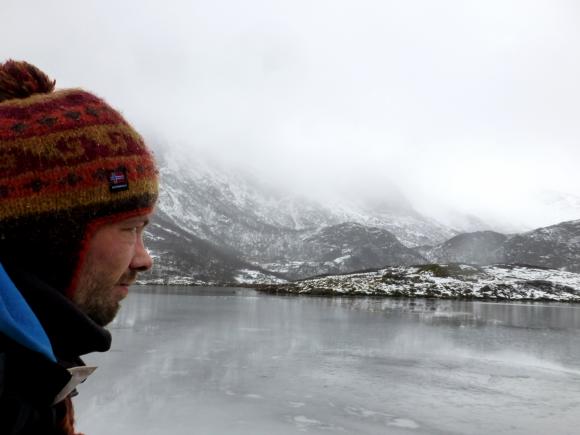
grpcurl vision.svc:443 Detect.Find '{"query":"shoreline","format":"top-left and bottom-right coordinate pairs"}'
top-left (137, 263), bottom-right (580, 303)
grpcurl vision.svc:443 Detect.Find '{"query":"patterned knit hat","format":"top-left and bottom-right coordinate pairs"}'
top-left (0, 60), bottom-right (158, 296)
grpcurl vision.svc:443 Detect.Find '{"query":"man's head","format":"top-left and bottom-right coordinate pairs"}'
top-left (0, 60), bottom-right (158, 324)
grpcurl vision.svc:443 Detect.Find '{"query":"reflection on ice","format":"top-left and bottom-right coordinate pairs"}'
top-left (76, 287), bottom-right (580, 435)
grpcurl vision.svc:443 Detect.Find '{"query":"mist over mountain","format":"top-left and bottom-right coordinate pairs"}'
top-left (141, 151), bottom-right (580, 284)
top-left (141, 151), bottom-right (452, 283)
top-left (154, 150), bottom-right (459, 245)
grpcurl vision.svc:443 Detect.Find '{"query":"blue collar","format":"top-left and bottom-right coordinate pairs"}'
top-left (0, 261), bottom-right (56, 362)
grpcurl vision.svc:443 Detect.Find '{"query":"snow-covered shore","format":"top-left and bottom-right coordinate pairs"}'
top-left (256, 264), bottom-right (580, 302)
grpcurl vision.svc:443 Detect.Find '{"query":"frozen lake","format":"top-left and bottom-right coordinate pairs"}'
top-left (76, 287), bottom-right (580, 435)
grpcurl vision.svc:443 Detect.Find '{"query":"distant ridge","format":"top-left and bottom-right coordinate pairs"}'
top-left (422, 219), bottom-right (580, 273)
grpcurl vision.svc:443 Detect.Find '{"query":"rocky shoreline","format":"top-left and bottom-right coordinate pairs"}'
top-left (252, 264), bottom-right (580, 302)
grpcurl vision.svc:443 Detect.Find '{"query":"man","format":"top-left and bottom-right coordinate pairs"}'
top-left (0, 60), bottom-right (158, 434)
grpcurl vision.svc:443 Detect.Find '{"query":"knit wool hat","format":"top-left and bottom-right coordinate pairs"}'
top-left (0, 60), bottom-right (158, 296)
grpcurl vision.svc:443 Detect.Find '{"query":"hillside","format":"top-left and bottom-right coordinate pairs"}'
top-left (258, 264), bottom-right (580, 302)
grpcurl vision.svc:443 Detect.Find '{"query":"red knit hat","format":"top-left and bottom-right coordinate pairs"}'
top-left (0, 60), bottom-right (158, 295)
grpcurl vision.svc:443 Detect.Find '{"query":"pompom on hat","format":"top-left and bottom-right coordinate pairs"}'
top-left (0, 60), bottom-right (158, 296)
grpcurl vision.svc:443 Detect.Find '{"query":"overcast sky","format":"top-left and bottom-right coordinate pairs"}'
top-left (3, 0), bottom-right (580, 230)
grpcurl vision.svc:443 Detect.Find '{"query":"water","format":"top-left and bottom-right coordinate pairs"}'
top-left (75, 287), bottom-right (580, 435)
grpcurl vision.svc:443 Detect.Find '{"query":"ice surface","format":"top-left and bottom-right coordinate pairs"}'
top-left (75, 287), bottom-right (580, 435)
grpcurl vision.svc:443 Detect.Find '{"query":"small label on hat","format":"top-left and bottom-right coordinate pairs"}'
top-left (108, 169), bottom-right (129, 192)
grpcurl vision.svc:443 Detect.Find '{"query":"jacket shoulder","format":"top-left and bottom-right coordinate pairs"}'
top-left (0, 339), bottom-right (71, 434)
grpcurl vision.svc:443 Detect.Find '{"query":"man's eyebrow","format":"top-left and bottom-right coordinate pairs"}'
top-left (122, 217), bottom-right (150, 226)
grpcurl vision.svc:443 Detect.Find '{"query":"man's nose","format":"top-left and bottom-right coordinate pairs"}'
top-left (130, 235), bottom-right (153, 272)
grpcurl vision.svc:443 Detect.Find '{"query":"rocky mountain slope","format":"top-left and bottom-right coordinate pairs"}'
top-left (261, 222), bottom-right (426, 280)
top-left (143, 152), bottom-right (579, 284)
top-left (423, 219), bottom-right (580, 273)
top-left (504, 219), bottom-right (580, 272)
top-left (142, 209), bottom-right (283, 284)
top-left (419, 231), bottom-right (508, 264)
top-left (144, 153), bottom-right (457, 283)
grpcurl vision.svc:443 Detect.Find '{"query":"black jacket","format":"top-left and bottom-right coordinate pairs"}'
top-left (0, 266), bottom-right (111, 434)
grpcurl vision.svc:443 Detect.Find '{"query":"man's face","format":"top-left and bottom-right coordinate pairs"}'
top-left (72, 214), bottom-right (153, 326)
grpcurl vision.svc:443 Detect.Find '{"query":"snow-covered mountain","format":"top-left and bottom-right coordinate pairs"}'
top-left (157, 153), bottom-right (456, 247)
top-left (142, 152), bottom-right (579, 284)
top-left (143, 209), bottom-right (284, 285)
top-left (504, 219), bottom-right (580, 272)
top-left (422, 219), bottom-right (580, 273)
top-left (143, 152), bottom-right (455, 283)
top-left (261, 222), bottom-right (426, 280)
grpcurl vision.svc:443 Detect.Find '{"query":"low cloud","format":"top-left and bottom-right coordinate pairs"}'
top-left (2, 0), bottom-right (579, 230)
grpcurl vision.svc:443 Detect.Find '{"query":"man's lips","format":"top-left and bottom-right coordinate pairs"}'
top-left (115, 273), bottom-right (137, 298)
top-left (116, 274), bottom-right (137, 288)
top-left (115, 284), bottom-right (130, 299)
